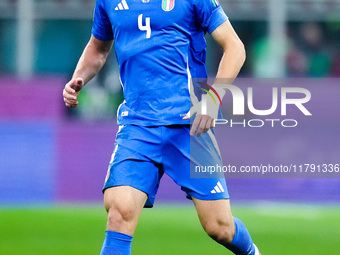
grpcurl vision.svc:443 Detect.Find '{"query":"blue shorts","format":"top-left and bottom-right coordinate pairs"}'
top-left (103, 124), bottom-right (229, 207)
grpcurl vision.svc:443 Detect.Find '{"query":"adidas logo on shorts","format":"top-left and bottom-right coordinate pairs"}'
top-left (210, 181), bottom-right (225, 194)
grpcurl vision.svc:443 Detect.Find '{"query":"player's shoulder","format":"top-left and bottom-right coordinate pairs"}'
top-left (190, 0), bottom-right (224, 17)
top-left (191, 0), bottom-right (218, 7)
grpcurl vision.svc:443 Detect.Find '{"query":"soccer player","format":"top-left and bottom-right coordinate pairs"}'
top-left (63, 0), bottom-right (261, 254)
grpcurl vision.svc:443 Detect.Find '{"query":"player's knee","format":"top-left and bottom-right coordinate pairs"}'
top-left (106, 203), bottom-right (136, 227)
top-left (204, 221), bottom-right (235, 244)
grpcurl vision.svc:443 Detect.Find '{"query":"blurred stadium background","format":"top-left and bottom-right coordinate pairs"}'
top-left (0, 0), bottom-right (340, 254)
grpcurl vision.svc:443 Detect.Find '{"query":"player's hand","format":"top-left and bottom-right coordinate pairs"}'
top-left (183, 85), bottom-right (226, 137)
top-left (182, 95), bottom-right (219, 137)
top-left (63, 78), bottom-right (84, 108)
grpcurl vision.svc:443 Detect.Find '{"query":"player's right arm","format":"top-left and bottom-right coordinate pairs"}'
top-left (63, 35), bottom-right (113, 108)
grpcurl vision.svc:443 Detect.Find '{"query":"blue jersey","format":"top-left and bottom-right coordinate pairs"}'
top-left (92, 0), bottom-right (228, 126)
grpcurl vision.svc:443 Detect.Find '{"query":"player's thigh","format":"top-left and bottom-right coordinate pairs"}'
top-left (192, 197), bottom-right (234, 232)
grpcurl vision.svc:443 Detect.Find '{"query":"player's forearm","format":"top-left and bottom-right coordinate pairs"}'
top-left (72, 45), bottom-right (107, 85)
top-left (72, 36), bottom-right (113, 85)
top-left (215, 40), bottom-right (246, 85)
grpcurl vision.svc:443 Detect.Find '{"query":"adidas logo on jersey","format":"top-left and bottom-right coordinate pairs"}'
top-left (115, 0), bottom-right (129, 10)
top-left (210, 181), bottom-right (225, 194)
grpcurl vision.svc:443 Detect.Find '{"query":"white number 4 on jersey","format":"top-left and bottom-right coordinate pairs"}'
top-left (138, 14), bottom-right (151, 39)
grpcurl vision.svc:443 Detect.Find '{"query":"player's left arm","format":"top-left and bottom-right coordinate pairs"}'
top-left (185, 20), bottom-right (245, 136)
top-left (212, 20), bottom-right (246, 83)
top-left (63, 36), bottom-right (113, 108)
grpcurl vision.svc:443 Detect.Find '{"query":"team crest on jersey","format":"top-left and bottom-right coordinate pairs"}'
top-left (142, 0), bottom-right (150, 3)
top-left (162, 0), bottom-right (175, 11)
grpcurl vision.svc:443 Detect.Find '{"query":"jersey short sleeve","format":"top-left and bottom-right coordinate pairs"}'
top-left (92, 0), bottom-right (114, 41)
top-left (193, 0), bottom-right (228, 34)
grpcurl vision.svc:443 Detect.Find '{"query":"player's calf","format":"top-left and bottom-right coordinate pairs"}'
top-left (223, 217), bottom-right (258, 255)
top-left (193, 198), bottom-right (259, 255)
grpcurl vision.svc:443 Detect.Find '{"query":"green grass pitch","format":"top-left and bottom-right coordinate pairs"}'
top-left (0, 204), bottom-right (339, 255)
